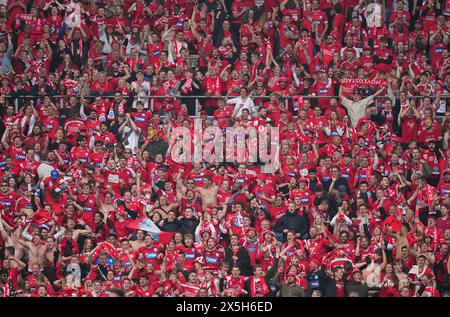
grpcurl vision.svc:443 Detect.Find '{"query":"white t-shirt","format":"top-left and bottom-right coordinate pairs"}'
top-left (121, 126), bottom-right (141, 153)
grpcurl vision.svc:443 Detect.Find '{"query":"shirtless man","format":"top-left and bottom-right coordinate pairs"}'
top-left (0, 215), bottom-right (25, 259)
top-left (130, 230), bottom-right (146, 250)
top-left (387, 223), bottom-right (410, 260)
top-left (19, 233), bottom-right (48, 270)
top-left (196, 175), bottom-right (219, 211)
top-left (98, 189), bottom-right (116, 221)
top-left (64, 218), bottom-right (92, 241)
top-left (44, 237), bottom-right (59, 267)
top-left (176, 170), bottom-right (197, 198)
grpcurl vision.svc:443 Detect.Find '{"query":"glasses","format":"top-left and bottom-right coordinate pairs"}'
top-left (187, 182), bottom-right (194, 185)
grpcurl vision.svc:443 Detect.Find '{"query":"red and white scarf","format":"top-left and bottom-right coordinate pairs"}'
top-left (341, 78), bottom-right (386, 86)
top-left (206, 76), bottom-right (221, 95)
top-left (250, 276), bottom-right (270, 297)
top-left (71, 39), bottom-right (83, 58)
top-left (181, 77), bottom-right (193, 94)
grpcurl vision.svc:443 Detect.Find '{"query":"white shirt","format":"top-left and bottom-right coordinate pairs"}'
top-left (341, 95), bottom-right (375, 127)
top-left (227, 96), bottom-right (256, 118)
top-left (121, 126), bottom-right (141, 153)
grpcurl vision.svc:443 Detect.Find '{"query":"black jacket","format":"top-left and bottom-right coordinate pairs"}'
top-left (274, 211), bottom-right (309, 241)
top-left (345, 281), bottom-right (369, 297)
top-left (160, 219), bottom-right (180, 232)
top-left (320, 268), bottom-right (350, 297)
top-left (224, 246), bottom-right (252, 276)
top-left (178, 217), bottom-right (200, 236)
top-left (244, 258), bottom-right (280, 297)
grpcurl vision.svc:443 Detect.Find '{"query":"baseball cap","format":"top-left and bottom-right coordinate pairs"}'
top-left (351, 268), bottom-right (361, 275)
top-left (286, 272), bottom-right (296, 278)
top-left (50, 169), bottom-right (59, 180)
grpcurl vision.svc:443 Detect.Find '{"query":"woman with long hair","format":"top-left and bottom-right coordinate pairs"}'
top-left (379, 262), bottom-right (400, 297)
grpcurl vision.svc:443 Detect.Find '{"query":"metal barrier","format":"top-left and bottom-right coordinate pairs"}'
top-left (4, 94), bottom-right (449, 116)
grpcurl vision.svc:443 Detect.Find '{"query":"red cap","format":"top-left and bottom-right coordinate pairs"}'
top-left (351, 268), bottom-right (361, 275)
top-left (256, 173), bottom-right (267, 180)
top-left (329, 32), bottom-right (338, 39)
top-left (257, 77), bottom-right (266, 83)
top-left (286, 272), bottom-right (297, 277)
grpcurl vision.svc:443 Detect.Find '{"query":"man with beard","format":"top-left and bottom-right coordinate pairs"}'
top-left (243, 228), bottom-right (259, 267)
top-left (23, 124), bottom-right (48, 152)
top-left (304, 226), bottom-right (334, 261)
top-left (345, 268), bottom-right (369, 296)
top-left (274, 271), bottom-right (306, 297)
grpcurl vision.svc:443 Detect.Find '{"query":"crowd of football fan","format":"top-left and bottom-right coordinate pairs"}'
top-left (0, 0), bottom-right (449, 297)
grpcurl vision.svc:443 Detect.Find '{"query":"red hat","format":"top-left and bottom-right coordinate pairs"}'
top-left (256, 173), bottom-right (267, 180)
top-left (329, 32), bottom-right (338, 39)
top-left (384, 143), bottom-right (394, 155)
top-left (278, 77), bottom-right (289, 83)
top-left (111, 40), bottom-right (119, 45)
top-left (286, 272), bottom-right (297, 278)
top-left (351, 268), bottom-right (362, 275)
